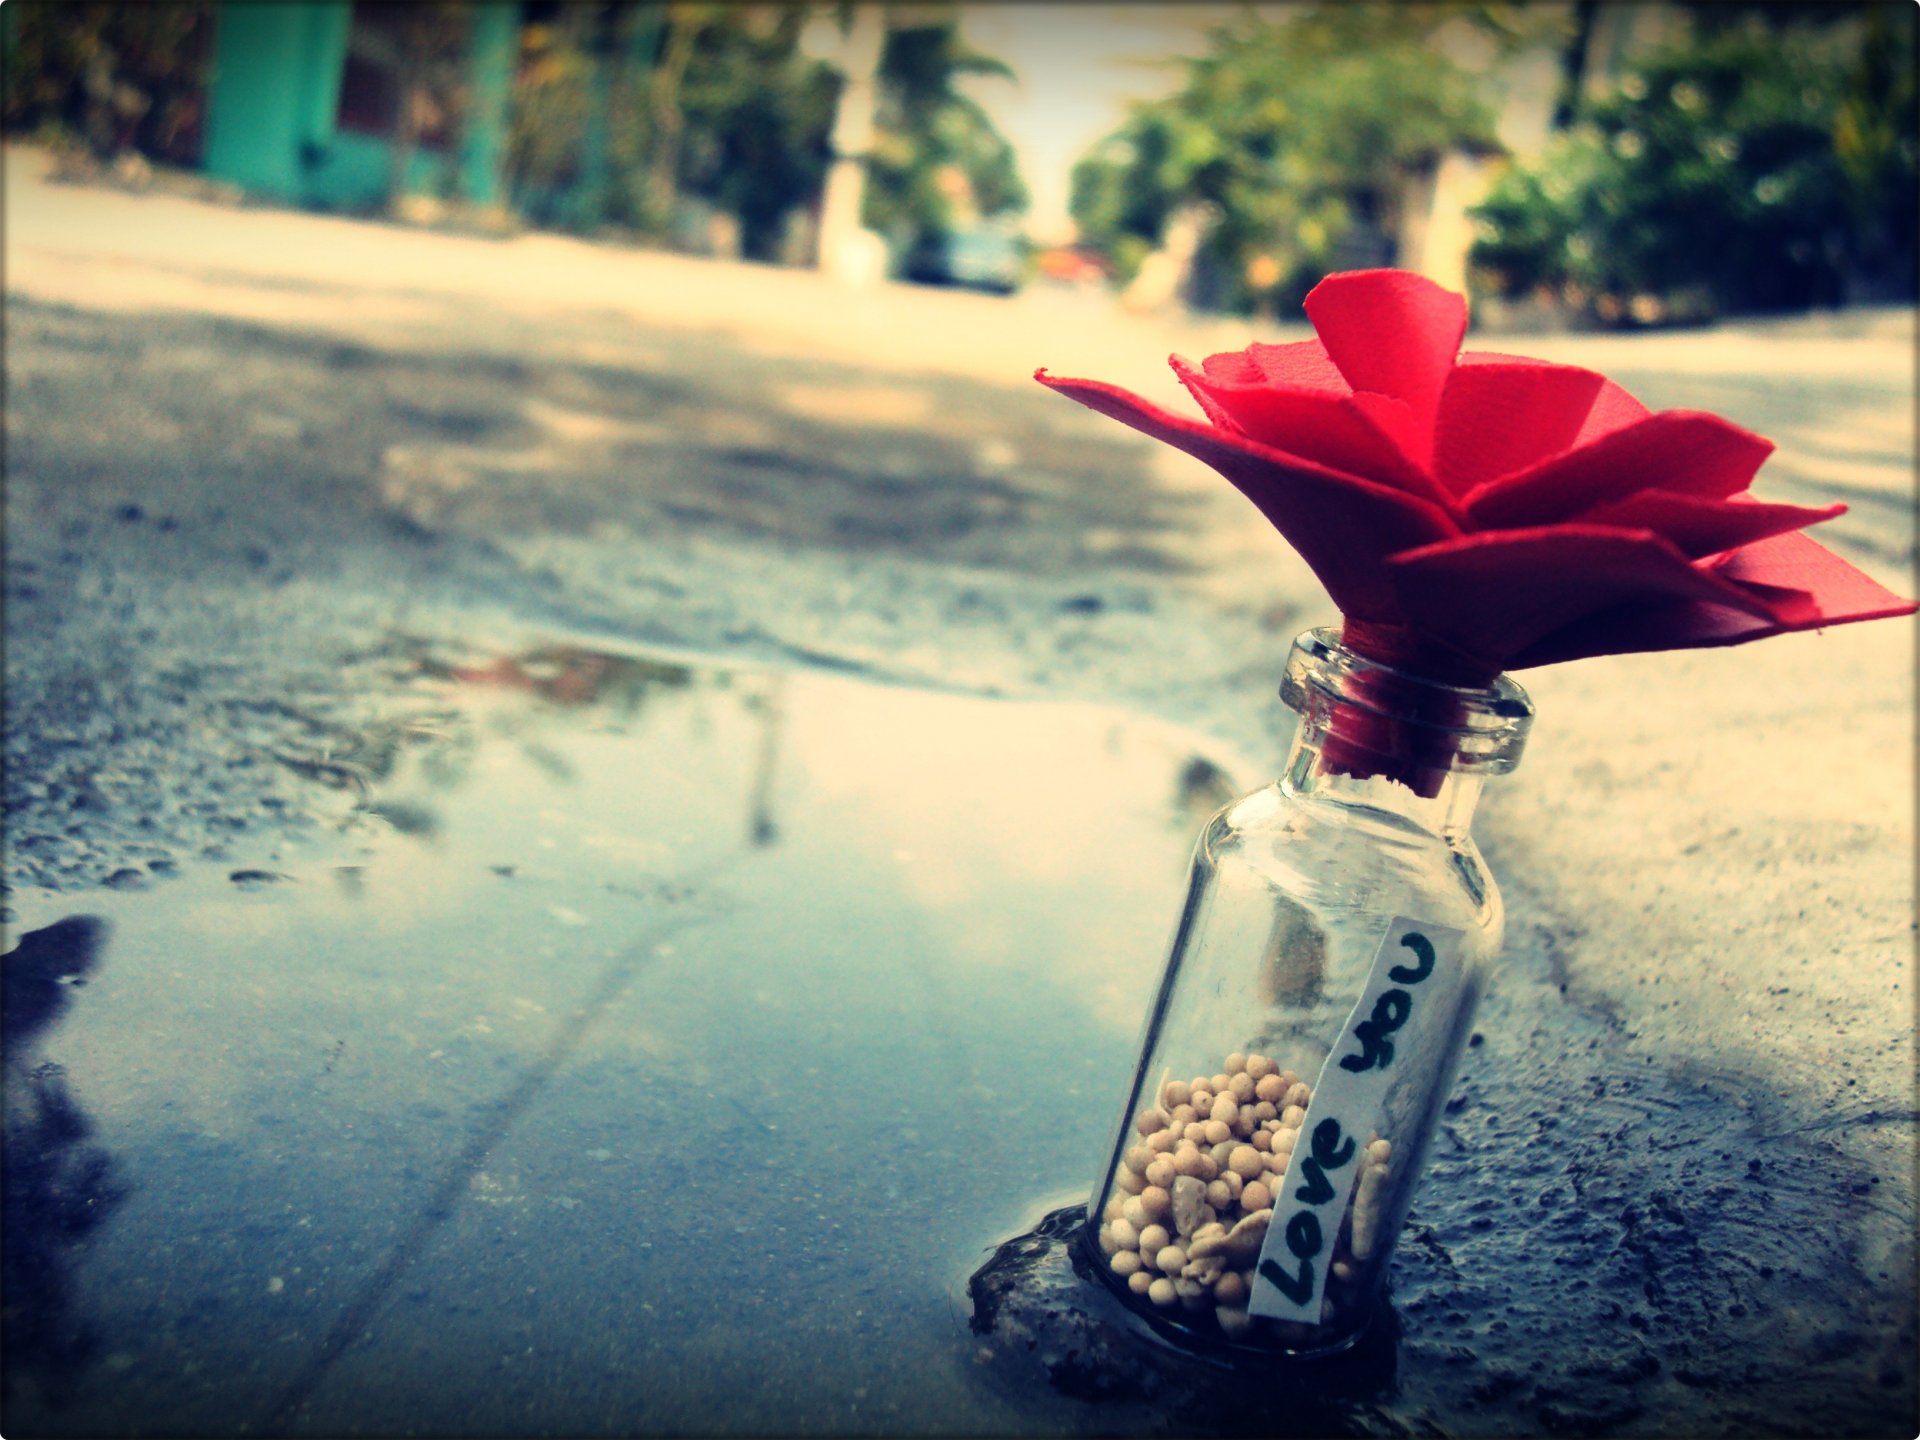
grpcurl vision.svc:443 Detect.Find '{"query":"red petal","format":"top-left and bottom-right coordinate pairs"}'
top-left (1459, 356), bottom-right (1647, 448)
top-left (1572, 378), bottom-right (1652, 447)
top-left (1170, 355), bottom-right (1452, 509)
top-left (1433, 360), bottom-right (1607, 494)
top-left (1712, 529), bottom-right (1916, 621)
top-left (1462, 411), bottom-right (1774, 530)
top-left (1199, 339), bottom-right (1350, 394)
top-left (1383, 524), bottom-right (1791, 668)
top-left (1511, 597), bottom-right (1807, 667)
top-left (1511, 533), bottom-right (1914, 666)
top-left (1171, 360), bottom-right (1250, 435)
top-left (1346, 393), bottom-right (1437, 492)
top-left (1035, 367), bottom-right (1458, 620)
top-left (1303, 270), bottom-right (1467, 453)
top-left (1579, 491), bottom-right (1845, 558)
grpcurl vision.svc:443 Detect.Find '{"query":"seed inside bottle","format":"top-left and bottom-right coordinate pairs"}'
top-left (1098, 1045), bottom-right (1395, 1344)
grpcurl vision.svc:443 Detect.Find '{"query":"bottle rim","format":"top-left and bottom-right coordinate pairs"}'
top-left (1280, 628), bottom-right (1534, 773)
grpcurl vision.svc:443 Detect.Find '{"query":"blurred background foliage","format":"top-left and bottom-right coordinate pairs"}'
top-left (1069, 0), bottom-right (1915, 322)
top-left (504, 1), bottom-right (1025, 261)
top-left (1, 0), bottom-right (1024, 266)
top-left (1471, 3), bottom-right (1918, 321)
top-left (2, 1), bottom-right (1912, 321)
top-left (1068, 5), bottom-right (1525, 315)
top-left (508, 4), bottom-right (842, 257)
top-left (1, 1), bottom-right (215, 164)
top-left (865, 18), bottom-right (1025, 248)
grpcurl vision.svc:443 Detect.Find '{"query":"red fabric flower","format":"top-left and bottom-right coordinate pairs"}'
top-left (1037, 269), bottom-right (1913, 684)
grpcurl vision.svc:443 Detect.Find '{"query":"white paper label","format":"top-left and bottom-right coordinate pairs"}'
top-left (1248, 915), bottom-right (1464, 1324)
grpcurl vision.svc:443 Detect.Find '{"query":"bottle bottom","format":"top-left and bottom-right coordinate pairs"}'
top-left (1094, 1051), bottom-right (1398, 1349)
top-left (1074, 1220), bottom-right (1375, 1362)
top-left (966, 1203), bottom-right (1401, 1420)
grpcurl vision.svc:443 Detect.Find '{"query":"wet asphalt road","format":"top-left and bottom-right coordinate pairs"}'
top-left (4, 148), bottom-right (1916, 1436)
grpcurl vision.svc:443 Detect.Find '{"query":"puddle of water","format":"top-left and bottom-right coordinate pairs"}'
top-left (2, 642), bottom-right (1255, 1436)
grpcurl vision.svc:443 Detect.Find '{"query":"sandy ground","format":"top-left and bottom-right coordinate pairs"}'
top-left (4, 144), bottom-right (1916, 1434)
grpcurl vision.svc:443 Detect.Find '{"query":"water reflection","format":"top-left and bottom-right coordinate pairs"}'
top-left (269, 640), bottom-right (701, 844)
top-left (743, 673), bottom-right (786, 849)
top-left (254, 636), bottom-right (1233, 1026)
top-left (2, 916), bottom-right (125, 1411)
top-left (0, 638), bottom-right (1259, 1435)
top-left (436, 645), bottom-right (692, 712)
top-left (1173, 754), bottom-right (1238, 829)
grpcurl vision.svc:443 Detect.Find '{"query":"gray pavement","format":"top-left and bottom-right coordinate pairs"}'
top-left (4, 145), bottom-right (1915, 1435)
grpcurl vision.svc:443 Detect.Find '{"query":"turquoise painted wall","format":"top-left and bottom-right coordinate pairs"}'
top-left (461, 3), bottom-right (517, 208)
top-left (304, 132), bottom-right (447, 210)
top-left (203, 3), bottom-right (349, 201)
top-left (203, 1), bottom-right (517, 212)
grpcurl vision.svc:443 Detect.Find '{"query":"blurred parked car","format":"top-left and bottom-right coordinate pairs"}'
top-left (1035, 244), bottom-right (1112, 287)
top-left (901, 227), bottom-right (1023, 295)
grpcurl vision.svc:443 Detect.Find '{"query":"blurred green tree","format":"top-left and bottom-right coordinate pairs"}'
top-left (675, 5), bottom-right (839, 257)
top-left (1, 1), bottom-right (215, 164)
top-left (506, 9), bottom-right (601, 222)
top-left (1069, 6), bottom-right (1506, 315)
top-left (509, 4), bottom-right (1026, 263)
top-left (508, 3), bottom-right (835, 255)
top-left (864, 13), bottom-right (1027, 244)
top-left (1471, 4), bottom-right (1917, 321)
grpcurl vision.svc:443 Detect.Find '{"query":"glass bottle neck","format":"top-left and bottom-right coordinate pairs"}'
top-left (1281, 711), bottom-right (1486, 842)
top-left (1274, 627), bottom-right (1533, 841)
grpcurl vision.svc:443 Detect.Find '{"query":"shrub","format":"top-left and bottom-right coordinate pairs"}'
top-left (1472, 8), bottom-right (1916, 322)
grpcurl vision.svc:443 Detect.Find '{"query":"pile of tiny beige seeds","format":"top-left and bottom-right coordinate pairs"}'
top-left (1096, 1049), bottom-right (1393, 1339)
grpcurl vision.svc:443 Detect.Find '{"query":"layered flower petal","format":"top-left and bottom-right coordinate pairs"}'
top-left (1462, 410), bottom-right (1773, 529)
top-left (1303, 270), bottom-right (1467, 459)
top-left (1513, 600), bottom-right (1803, 668)
top-left (1565, 375), bottom-right (1653, 448)
top-left (1710, 528), bottom-right (1915, 623)
top-left (1170, 354), bottom-right (1447, 507)
top-left (1434, 359), bottom-right (1607, 493)
top-left (1383, 525), bottom-right (1792, 672)
top-left (1456, 352), bottom-right (1649, 437)
top-left (1037, 267), bottom-right (1914, 681)
top-left (1579, 491), bottom-right (1845, 559)
top-left (1034, 367), bottom-right (1458, 620)
top-left (1511, 532), bottom-right (1913, 667)
top-left (1198, 339), bottom-right (1349, 394)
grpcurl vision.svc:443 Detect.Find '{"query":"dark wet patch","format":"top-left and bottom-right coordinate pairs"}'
top-left (2, 917), bottom-right (125, 1409)
top-left (228, 869), bottom-right (292, 888)
top-left (382, 401), bottom-right (509, 443)
top-left (9, 634), bottom-right (1885, 1436)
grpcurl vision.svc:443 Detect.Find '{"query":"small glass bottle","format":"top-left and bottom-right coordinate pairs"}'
top-left (1085, 628), bottom-right (1533, 1357)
